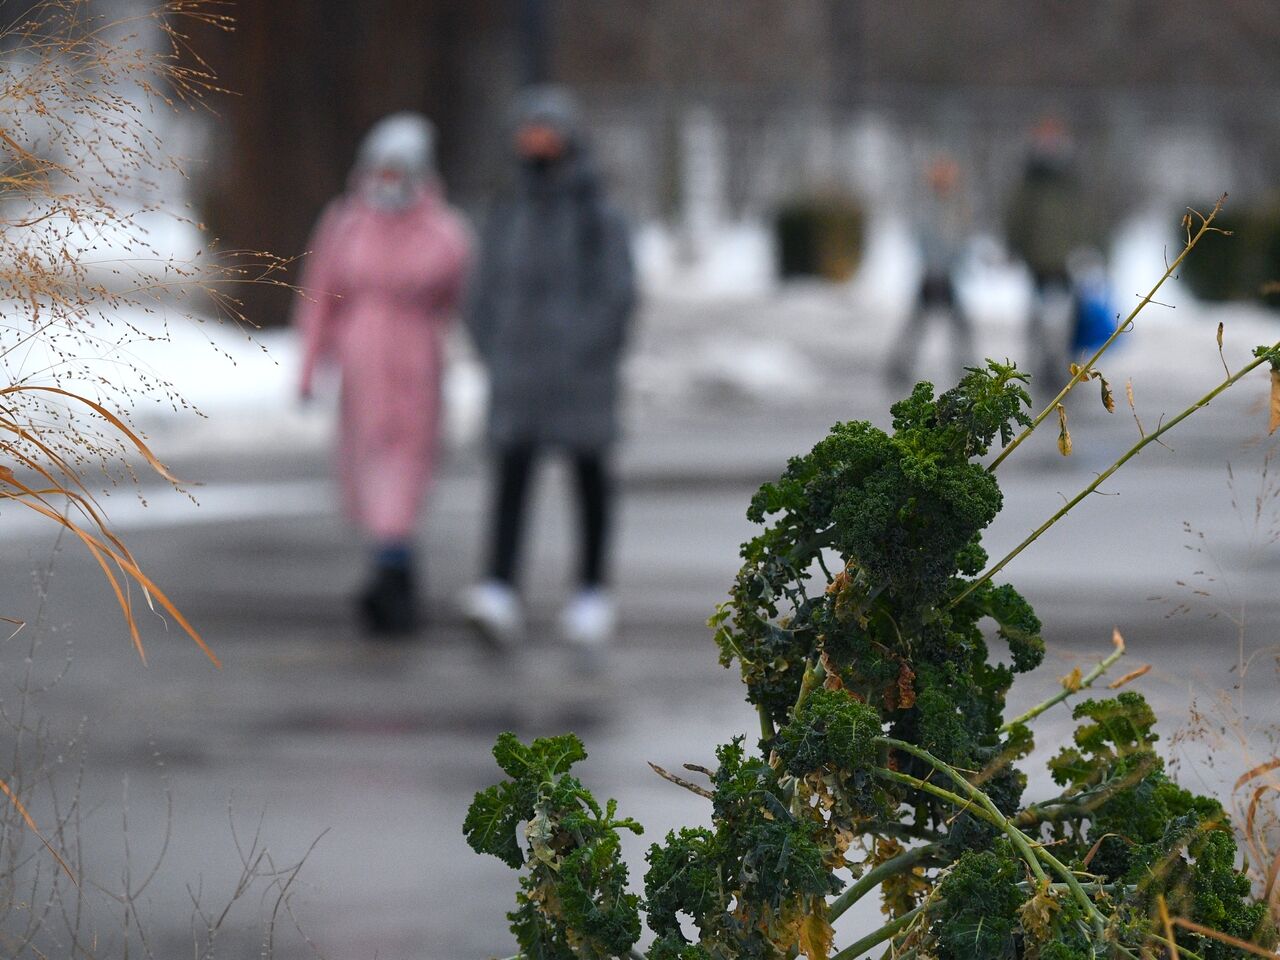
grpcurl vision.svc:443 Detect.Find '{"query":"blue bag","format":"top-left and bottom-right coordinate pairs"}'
top-left (1072, 278), bottom-right (1115, 354)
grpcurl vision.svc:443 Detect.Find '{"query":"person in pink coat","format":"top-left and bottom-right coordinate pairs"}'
top-left (293, 112), bottom-right (471, 636)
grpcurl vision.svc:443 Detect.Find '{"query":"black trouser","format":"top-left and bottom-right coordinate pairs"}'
top-left (487, 444), bottom-right (611, 588)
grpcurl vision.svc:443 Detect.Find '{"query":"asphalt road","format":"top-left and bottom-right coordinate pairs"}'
top-left (3, 300), bottom-right (1280, 958)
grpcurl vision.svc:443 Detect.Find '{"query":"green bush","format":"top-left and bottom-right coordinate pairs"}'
top-left (775, 197), bottom-right (864, 281)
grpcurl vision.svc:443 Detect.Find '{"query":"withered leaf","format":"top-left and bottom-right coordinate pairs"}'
top-left (1056, 403), bottom-right (1072, 456)
top-left (1270, 369), bottom-right (1280, 435)
top-left (1061, 667), bottom-right (1083, 692)
top-left (799, 906), bottom-right (833, 960)
top-left (1100, 376), bottom-right (1115, 413)
top-left (1108, 663), bottom-right (1152, 689)
top-left (896, 660), bottom-right (917, 709)
top-left (1018, 882), bottom-right (1061, 942)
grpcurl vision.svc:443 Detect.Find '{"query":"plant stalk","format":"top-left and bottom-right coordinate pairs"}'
top-left (758, 702), bottom-right (776, 743)
top-left (988, 195), bottom-right (1226, 472)
top-left (952, 333), bottom-right (1280, 610)
top-left (999, 634), bottom-right (1125, 733)
top-left (830, 903), bottom-right (924, 960)
top-left (829, 843), bottom-right (938, 922)
top-left (877, 737), bottom-right (1107, 932)
top-left (873, 746), bottom-right (1048, 884)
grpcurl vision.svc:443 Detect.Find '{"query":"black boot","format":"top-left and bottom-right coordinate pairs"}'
top-left (358, 563), bottom-right (419, 637)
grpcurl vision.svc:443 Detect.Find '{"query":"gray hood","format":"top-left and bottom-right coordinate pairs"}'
top-left (512, 84), bottom-right (581, 146)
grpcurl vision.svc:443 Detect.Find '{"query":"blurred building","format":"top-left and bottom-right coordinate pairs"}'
top-left (194, 0), bottom-right (1280, 321)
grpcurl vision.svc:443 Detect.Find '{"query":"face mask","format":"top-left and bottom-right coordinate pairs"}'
top-left (362, 170), bottom-right (418, 210)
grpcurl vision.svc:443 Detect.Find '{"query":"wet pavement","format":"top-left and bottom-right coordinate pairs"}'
top-left (3, 293), bottom-right (1280, 958)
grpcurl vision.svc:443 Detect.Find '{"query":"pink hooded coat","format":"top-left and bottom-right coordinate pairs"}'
top-left (294, 187), bottom-right (471, 541)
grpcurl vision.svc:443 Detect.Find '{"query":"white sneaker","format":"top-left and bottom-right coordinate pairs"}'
top-left (559, 589), bottom-right (617, 648)
top-left (462, 580), bottom-right (524, 650)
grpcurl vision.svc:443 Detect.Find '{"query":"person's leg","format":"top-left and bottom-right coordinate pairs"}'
top-left (561, 448), bottom-right (616, 653)
top-left (888, 275), bottom-right (940, 387)
top-left (464, 443), bottom-right (537, 648)
top-left (1029, 268), bottom-right (1070, 392)
top-left (360, 539), bottom-right (418, 636)
top-left (945, 275), bottom-right (975, 377)
top-left (571, 449), bottom-right (611, 588)
top-left (488, 443), bottom-right (538, 586)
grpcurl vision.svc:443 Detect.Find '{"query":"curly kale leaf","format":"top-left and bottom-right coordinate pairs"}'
top-left (557, 832), bottom-right (644, 956)
top-left (465, 732), bottom-right (644, 959)
top-left (710, 737), bottom-right (780, 825)
top-left (509, 886), bottom-right (578, 960)
top-left (1049, 692), bottom-right (1158, 789)
top-left (774, 688), bottom-right (886, 815)
top-left (970, 582), bottom-right (1045, 672)
top-left (776, 688), bottom-right (882, 778)
top-left (646, 937), bottom-right (715, 960)
top-left (643, 739), bottom-right (849, 959)
top-left (1184, 830), bottom-right (1275, 960)
top-left (737, 817), bottom-right (841, 909)
top-left (930, 847), bottom-right (1026, 960)
top-left (493, 730), bottom-right (587, 780)
top-left (464, 732), bottom-right (589, 867)
top-left (644, 828), bottom-right (725, 941)
top-left (893, 362), bottom-right (1033, 459)
top-left (464, 781), bottom-right (526, 868)
top-left (715, 362), bottom-right (1034, 728)
top-left (1113, 811), bottom-right (1275, 960)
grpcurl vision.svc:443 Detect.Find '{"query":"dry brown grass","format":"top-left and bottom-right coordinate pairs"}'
top-left (0, 0), bottom-right (297, 931)
top-left (0, 0), bottom-right (289, 666)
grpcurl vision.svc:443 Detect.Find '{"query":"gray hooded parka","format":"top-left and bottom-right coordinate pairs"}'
top-left (466, 87), bottom-right (636, 452)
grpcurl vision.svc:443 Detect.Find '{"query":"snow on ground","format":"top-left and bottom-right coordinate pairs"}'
top-left (5, 210), bottom-right (1275, 463)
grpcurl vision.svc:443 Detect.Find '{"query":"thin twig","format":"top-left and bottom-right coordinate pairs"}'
top-left (988, 195), bottom-right (1227, 472)
top-left (1000, 629), bottom-right (1126, 732)
top-left (647, 762), bottom-right (713, 800)
top-left (953, 333), bottom-right (1280, 609)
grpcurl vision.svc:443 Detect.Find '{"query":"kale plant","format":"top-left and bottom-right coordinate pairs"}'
top-left (466, 203), bottom-right (1280, 960)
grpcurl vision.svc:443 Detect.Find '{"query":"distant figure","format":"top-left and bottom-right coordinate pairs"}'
top-left (293, 113), bottom-right (472, 636)
top-left (887, 154), bottom-right (974, 387)
top-left (463, 85), bottom-right (635, 655)
top-left (1006, 117), bottom-right (1090, 389)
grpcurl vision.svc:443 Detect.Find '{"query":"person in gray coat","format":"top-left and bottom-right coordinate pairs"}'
top-left (462, 85), bottom-right (636, 652)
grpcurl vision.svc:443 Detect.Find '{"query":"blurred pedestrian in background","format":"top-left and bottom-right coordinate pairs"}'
top-left (293, 112), bottom-right (472, 637)
top-left (1006, 116), bottom-right (1092, 390)
top-left (463, 85), bottom-right (636, 656)
top-left (887, 153), bottom-right (974, 387)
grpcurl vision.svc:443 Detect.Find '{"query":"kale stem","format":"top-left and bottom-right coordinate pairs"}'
top-left (793, 657), bottom-right (827, 716)
top-left (758, 702), bottom-right (776, 744)
top-left (1150, 933), bottom-right (1207, 960)
top-left (876, 737), bottom-right (1110, 934)
top-left (999, 632), bottom-right (1125, 733)
top-left (877, 765), bottom-right (1112, 939)
top-left (952, 330), bottom-right (1280, 610)
top-left (828, 843), bottom-right (939, 922)
top-left (988, 194), bottom-right (1226, 473)
top-left (874, 739), bottom-right (1049, 885)
top-left (830, 902), bottom-right (924, 960)
top-left (874, 768), bottom-right (1004, 830)
top-left (1015, 880), bottom-right (1133, 894)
